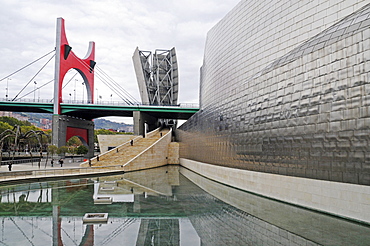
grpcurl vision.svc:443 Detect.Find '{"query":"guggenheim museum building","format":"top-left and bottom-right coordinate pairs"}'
top-left (177, 0), bottom-right (370, 224)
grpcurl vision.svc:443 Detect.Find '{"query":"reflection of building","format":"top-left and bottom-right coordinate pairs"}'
top-left (0, 187), bottom-right (52, 203)
top-left (176, 172), bottom-right (327, 246)
top-left (0, 166), bottom-right (369, 245)
top-left (0, 167), bottom-right (199, 245)
top-left (94, 180), bottom-right (134, 203)
top-left (137, 219), bottom-right (179, 246)
top-left (177, 1), bottom-right (370, 224)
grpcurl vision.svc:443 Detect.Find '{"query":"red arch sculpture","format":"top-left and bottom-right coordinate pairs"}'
top-left (52, 18), bottom-right (95, 157)
top-left (53, 17), bottom-right (95, 115)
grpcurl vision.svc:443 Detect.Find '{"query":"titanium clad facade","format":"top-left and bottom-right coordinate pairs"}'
top-left (177, 1), bottom-right (370, 185)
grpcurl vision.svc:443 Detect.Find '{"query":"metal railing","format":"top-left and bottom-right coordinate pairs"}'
top-left (0, 98), bottom-right (52, 103)
top-left (0, 98), bottom-right (199, 108)
top-left (1, 158), bottom-right (41, 165)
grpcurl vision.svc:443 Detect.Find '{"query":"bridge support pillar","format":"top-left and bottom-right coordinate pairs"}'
top-left (52, 115), bottom-right (94, 158)
top-left (133, 111), bottom-right (158, 136)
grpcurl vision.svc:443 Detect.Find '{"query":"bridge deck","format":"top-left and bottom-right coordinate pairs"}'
top-left (0, 101), bottom-right (199, 120)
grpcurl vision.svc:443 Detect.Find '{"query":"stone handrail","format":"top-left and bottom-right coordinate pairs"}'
top-left (145, 127), bottom-right (161, 138)
top-left (121, 128), bottom-right (172, 172)
top-left (80, 127), bottom-right (162, 167)
top-left (0, 165), bottom-right (126, 183)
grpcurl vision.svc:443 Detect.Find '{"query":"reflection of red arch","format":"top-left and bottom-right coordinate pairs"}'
top-left (57, 215), bottom-right (94, 246)
top-left (80, 225), bottom-right (94, 246)
top-left (54, 17), bottom-right (95, 115)
top-left (66, 127), bottom-right (88, 144)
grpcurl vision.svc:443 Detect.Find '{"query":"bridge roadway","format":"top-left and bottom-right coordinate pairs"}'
top-left (0, 100), bottom-right (199, 120)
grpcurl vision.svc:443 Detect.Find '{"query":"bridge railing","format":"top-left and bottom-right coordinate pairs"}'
top-left (62, 100), bottom-right (199, 108)
top-left (0, 98), bottom-right (199, 108)
top-left (0, 98), bottom-right (53, 103)
top-left (1, 158), bottom-right (41, 165)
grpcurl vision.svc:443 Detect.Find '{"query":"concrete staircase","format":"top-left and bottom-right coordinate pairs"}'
top-left (86, 129), bottom-right (170, 167)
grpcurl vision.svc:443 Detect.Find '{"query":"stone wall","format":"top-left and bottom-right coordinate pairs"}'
top-left (122, 130), bottom-right (173, 172)
top-left (168, 142), bottom-right (179, 164)
top-left (180, 158), bottom-right (370, 224)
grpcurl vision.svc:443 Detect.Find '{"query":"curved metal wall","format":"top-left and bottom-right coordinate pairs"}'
top-left (178, 1), bottom-right (370, 185)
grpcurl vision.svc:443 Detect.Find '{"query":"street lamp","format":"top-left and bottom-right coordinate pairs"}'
top-left (96, 88), bottom-right (98, 104)
top-left (33, 81), bottom-right (37, 102)
top-left (6, 78), bottom-right (11, 101)
top-left (110, 94), bottom-right (113, 104)
top-left (82, 82), bottom-right (85, 103)
top-left (74, 79), bottom-right (77, 101)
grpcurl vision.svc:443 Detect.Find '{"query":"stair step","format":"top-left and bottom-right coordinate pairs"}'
top-left (93, 130), bottom-right (169, 166)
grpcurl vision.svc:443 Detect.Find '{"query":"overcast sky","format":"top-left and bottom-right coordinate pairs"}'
top-left (0, 0), bottom-right (240, 122)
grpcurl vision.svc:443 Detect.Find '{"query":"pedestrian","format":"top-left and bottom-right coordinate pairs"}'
top-left (51, 159), bottom-right (54, 167)
top-left (89, 159), bottom-right (92, 167)
top-left (130, 139), bottom-right (133, 146)
top-left (8, 163), bottom-right (12, 171)
top-left (59, 158), bottom-right (63, 167)
top-left (97, 156), bottom-right (100, 161)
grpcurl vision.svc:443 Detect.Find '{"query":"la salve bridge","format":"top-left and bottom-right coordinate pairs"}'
top-left (0, 99), bottom-right (198, 121)
top-left (0, 18), bottom-right (199, 157)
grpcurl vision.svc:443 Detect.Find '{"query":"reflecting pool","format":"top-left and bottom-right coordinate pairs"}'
top-left (0, 166), bottom-right (369, 245)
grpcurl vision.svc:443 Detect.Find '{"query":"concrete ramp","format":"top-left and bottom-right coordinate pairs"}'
top-left (81, 128), bottom-right (178, 172)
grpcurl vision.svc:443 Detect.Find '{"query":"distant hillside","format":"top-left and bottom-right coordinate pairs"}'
top-left (93, 118), bottom-right (133, 132)
top-left (22, 112), bottom-right (52, 120)
top-left (8, 112), bottom-right (133, 132)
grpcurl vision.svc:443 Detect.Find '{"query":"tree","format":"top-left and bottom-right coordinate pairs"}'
top-left (48, 145), bottom-right (58, 156)
top-left (68, 146), bottom-right (76, 156)
top-left (20, 125), bottom-right (41, 133)
top-left (0, 116), bottom-right (32, 127)
top-left (57, 146), bottom-right (68, 156)
top-left (0, 121), bottom-right (12, 133)
top-left (67, 136), bottom-right (82, 146)
top-left (76, 145), bottom-right (89, 155)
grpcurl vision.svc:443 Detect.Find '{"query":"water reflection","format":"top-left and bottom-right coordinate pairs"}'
top-left (0, 166), bottom-right (369, 245)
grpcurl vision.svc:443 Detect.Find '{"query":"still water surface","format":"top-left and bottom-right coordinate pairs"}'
top-left (0, 166), bottom-right (369, 245)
